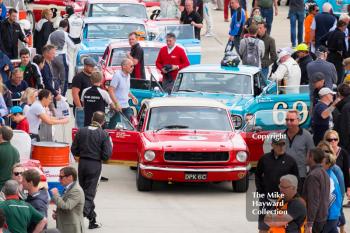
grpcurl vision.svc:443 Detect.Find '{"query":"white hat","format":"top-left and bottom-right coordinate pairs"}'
top-left (277, 50), bottom-right (290, 62)
top-left (319, 87), bottom-right (336, 97)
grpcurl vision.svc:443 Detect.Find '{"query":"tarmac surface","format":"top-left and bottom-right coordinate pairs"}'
top-left (47, 2), bottom-right (350, 232)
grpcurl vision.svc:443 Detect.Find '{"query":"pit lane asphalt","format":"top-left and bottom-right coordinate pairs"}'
top-left (49, 3), bottom-right (350, 232)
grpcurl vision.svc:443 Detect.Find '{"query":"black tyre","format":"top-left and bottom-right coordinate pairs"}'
top-left (136, 164), bottom-right (153, 191)
top-left (26, 10), bottom-right (35, 32)
top-left (232, 175), bottom-right (249, 193)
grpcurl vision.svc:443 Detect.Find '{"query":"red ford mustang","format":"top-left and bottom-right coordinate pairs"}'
top-left (73, 97), bottom-right (251, 192)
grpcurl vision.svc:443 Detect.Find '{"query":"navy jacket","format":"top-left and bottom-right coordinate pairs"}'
top-left (5, 80), bottom-right (28, 99)
top-left (0, 51), bottom-right (14, 83)
top-left (41, 61), bottom-right (59, 97)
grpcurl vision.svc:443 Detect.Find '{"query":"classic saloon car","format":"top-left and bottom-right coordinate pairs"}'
top-left (73, 97), bottom-right (250, 192)
top-left (172, 64), bottom-right (311, 130)
top-left (76, 16), bottom-right (148, 72)
top-left (101, 40), bottom-right (165, 113)
top-left (171, 64), bottom-right (311, 167)
top-left (83, 0), bottom-right (148, 18)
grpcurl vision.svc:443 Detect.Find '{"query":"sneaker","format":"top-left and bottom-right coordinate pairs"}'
top-left (100, 176), bottom-right (109, 182)
top-left (205, 32), bottom-right (215, 37)
top-left (89, 221), bottom-right (102, 229)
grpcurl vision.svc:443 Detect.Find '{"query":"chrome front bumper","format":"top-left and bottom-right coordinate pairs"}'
top-left (139, 163), bottom-right (251, 172)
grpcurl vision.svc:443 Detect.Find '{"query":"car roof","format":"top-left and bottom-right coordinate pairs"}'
top-left (84, 16), bottom-right (146, 25)
top-left (108, 40), bottom-right (164, 48)
top-left (87, 0), bottom-right (143, 5)
top-left (179, 64), bottom-right (260, 75)
top-left (147, 97), bottom-right (229, 109)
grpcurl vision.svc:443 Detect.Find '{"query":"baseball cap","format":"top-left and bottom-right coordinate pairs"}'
top-left (296, 43), bottom-right (309, 52)
top-left (319, 87), bottom-right (336, 96)
top-left (271, 133), bottom-right (287, 144)
top-left (277, 50), bottom-right (290, 62)
top-left (10, 106), bottom-right (23, 114)
top-left (83, 57), bottom-right (97, 67)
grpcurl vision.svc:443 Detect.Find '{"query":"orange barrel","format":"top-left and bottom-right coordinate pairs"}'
top-left (31, 142), bottom-right (70, 167)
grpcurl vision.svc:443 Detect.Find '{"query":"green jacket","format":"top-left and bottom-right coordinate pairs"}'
top-left (0, 142), bottom-right (20, 189)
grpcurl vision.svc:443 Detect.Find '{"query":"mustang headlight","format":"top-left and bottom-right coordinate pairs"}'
top-left (144, 150), bottom-right (156, 161)
top-left (231, 114), bottom-right (243, 129)
top-left (236, 151), bottom-right (247, 162)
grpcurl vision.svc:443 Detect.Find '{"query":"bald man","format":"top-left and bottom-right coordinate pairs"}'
top-left (107, 58), bottom-right (138, 128)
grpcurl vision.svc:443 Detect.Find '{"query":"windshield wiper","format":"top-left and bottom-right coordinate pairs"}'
top-left (117, 14), bottom-right (130, 17)
top-left (177, 89), bottom-right (198, 92)
top-left (154, 125), bottom-right (189, 132)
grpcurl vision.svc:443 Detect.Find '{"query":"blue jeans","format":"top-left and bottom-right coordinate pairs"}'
top-left (322, 219), bottom-right (339, 233)
top-left (260, 7), bottom-right (273, 34)
top-left (289, 11), bottom-right (304, 47)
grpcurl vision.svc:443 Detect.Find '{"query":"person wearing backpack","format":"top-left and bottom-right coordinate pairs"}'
top-left (239, 23), bottom-right (265, 68)
top-left (227, 0), bottom-right (245, 53)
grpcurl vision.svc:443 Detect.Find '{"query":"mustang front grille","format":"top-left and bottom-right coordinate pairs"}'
top-left (164, 152), bottom-right (229, 162)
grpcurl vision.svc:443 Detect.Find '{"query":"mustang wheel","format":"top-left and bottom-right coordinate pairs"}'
top-left (232, 174), bottom-right (249, 193)
top-left (136, 164), bottom-right (153, 191)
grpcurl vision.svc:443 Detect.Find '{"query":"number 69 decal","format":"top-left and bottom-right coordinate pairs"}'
top-left (272, 101), bottom-right (308, 125)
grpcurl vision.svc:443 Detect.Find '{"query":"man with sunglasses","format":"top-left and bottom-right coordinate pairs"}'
top-left (0, 126), bottom-right (19, 190)
top-left (255, 134), bottom-right (299, 233)
top-left (108, 58), bottom-right (138, 128)
top-left (284, 110), bottom-right (314, 193)
top-left (51, 167), bottom-right (85, 233)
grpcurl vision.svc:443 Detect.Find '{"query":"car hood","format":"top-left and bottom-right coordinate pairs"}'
top-left (171, 92), bottom-right (253, 111)
top-left (142, 130), bottom-right (246, 151)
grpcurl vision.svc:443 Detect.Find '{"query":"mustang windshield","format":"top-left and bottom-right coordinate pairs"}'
top-left (173, 72), bottom-right (253, 95)
top-left (147, 106), bottom-right (232, 131)
top-left (86, 23), bottom-right (146, 39)
top-left (109, 47), bottom-right (161, 66)
top-left (156, 25), bottom-right (195, 40)
top-left (89, 3), bottom-right (147, 19)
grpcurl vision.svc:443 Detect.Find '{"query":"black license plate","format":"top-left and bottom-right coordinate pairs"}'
top-left (185, 172), bottom-right (208, 180)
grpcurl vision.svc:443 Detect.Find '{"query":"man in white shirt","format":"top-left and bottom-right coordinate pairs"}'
top-left (107, 58), bottom-right (138, 128)
top-left (26, 89), bottom-right (69, 141)
top-left (65, 6), bottom-right (83, 84)
top-left (270, 50), bottom-right (301, 94)
top-left (48, 19), bottom-right (76, 97)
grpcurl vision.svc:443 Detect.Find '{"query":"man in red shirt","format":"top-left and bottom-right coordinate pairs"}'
top-left (9, 106), bottom-right (29, 133)
top-left (156, 32), bottom-right (190, 93)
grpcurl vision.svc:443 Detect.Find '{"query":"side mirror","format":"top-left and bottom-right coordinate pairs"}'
top-left (148, 32), bottom-right (156, 41)
top-left (154, 86), bottom-right (160, 93)
top-left (100, 59), bottom-right (106, 67)
top-left (130, 116), bottom-right (139, 129)
top-left (252, 126), bottom-right (263, 132)
top-left (116, 122), bottom-right (124, 131)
